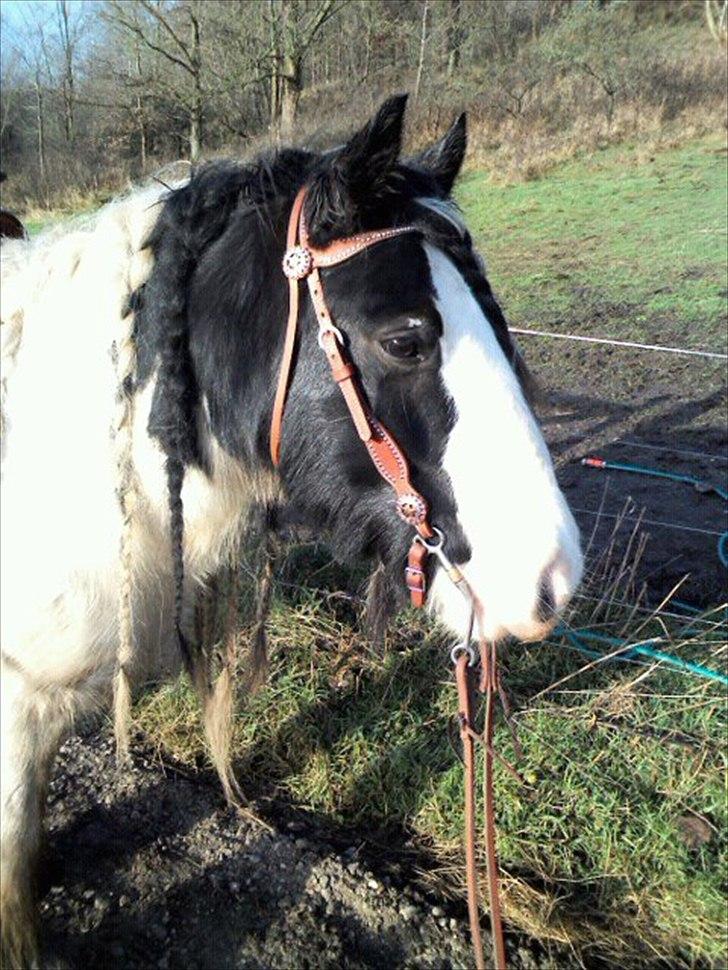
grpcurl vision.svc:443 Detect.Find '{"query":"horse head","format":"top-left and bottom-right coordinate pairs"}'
top-left (138, 95), bottom-right (582, 644)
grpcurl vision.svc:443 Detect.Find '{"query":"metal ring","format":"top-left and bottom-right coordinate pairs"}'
top-left (414, 525), bottom-right (444, 552)
top-left (317, 325), bottom-right (344, 350)
top-left (450, 642), bottom-right (477, 667)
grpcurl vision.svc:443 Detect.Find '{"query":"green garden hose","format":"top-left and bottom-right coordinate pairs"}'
top-left (557, 454), bottom-right (728, 684)
top-left (553, 625), bottom-right (728, 685)
top-left (581, 456), bottom-right (728, 568)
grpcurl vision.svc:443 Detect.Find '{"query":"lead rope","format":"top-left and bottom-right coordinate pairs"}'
top-left (455, 640), bottom-right (508, 970)
top-left (456, 652), bottom-right (486, 969)
top-left (424, 531), bottom-right (515, 970)
top-left (480, 639), bottom-right (507, 970)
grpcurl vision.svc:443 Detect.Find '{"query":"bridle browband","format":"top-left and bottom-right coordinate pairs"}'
top-left (270, 185), bottom-right (511, 970)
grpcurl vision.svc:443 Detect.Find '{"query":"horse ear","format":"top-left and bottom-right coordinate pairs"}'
top-left (334, 94), bottom-right (408, 194)
top-left (412, 113), bottom-right (467, 196)
top-left (306, 94), bottom-right (408, 243)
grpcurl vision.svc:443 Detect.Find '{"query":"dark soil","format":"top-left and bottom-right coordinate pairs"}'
top-left (533, 337), bottom-right (727, 606)
top-left (41, 734), bottom-right (559, 970)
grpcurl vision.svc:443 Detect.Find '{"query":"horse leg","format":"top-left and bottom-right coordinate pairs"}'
top-left (0, 659), bottom-right (70, 969)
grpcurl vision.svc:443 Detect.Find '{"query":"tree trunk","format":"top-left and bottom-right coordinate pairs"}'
top-left (279, 52), bottom-right (301, 140)
top-left (34, 80), bottom-right (46, 185)
top-left (705, 0), bottom-right (728, 45)
top-left (189, 5), bottom-right (202, 161)
top-left (414, 0), bottom-right (430, 102)
top-left (268, 0), bottom-right (280, 133)
top-left (135, 46), bottom-right (146, 174)
top-left (447, 0), bottom-right (461, 76)
top-left (189, 95), bottom-right (201, 161)
top-left (58, 0), bottom-right (75, 146)
top-left (279, 0), bottom-right (301, 140)
top-left (137, 95), bottom-right (147, 172)
top-left (363, 13), bottom-right (372, 80)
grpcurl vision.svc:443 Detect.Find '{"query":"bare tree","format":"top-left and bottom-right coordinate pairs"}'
top-left (414, 0), bottom-right (430, 102)
top-left (446, 0), bottom-right (461, 77)
top-left (107, 0), bottom-right (205, 160)
top-left (56, 0), bottom-right (76, 146)
top-left (0, 45), bottom-right (22, 146)
top-left (7, 4), bottom-right (55, 191)
top-left (268, 0), bottom-right (281, 127)
top-left (273, 0), bottom-right (343, 140)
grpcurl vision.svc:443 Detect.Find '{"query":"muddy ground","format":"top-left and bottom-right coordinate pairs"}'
top-left (42, 734), bottom-right (556, 970)
top-left (38, 333), bottom-right (726, 970)
top-left (539, 341), bottom-right (727, 607)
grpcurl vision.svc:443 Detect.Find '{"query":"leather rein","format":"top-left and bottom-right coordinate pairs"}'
top-left (270, 186), bottom-right (510, 969)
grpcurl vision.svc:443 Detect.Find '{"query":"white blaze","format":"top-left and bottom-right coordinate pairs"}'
top-left (425, 244), bottom-right (583, 641)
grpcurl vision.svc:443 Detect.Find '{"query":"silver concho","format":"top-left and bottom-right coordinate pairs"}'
top-left (397, 492), bottom-right (427, 525)
top-left (282, 245), bottom-right (313, 280)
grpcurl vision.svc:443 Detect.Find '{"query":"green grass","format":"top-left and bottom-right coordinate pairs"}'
top-left (19, 194), bottom-right (109, 237)
top-left (23, 216), bottom-right (57, 236)
top-left (23, 208), bottom-right (93, 237)
top-left (457, 136), bottom-right (728, 352)
top-left (135, 544), bottom-right (728, 969)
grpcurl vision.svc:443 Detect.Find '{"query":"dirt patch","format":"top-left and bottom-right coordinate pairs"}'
top-left (528, 333), bottom-right (727, 606)
top-left (41, 734), bottom-right (560, 970)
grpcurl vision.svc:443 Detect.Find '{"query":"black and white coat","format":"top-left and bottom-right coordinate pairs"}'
top-left (0, 97), bottom-right (582, 966)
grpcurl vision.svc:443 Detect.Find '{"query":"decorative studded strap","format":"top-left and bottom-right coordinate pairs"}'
top-left (270, 187), bottom-right (417, 469)
top-left (316, 325), bottom-right (434, 541)
top-left (271, 187), bottom-right (435, 602)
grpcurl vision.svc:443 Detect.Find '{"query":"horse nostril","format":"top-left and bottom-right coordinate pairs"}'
top-left (535, 570), bottom-right (557, 624)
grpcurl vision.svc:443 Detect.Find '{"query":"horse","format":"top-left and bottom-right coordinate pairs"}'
top-left (0, 173), bottom-right (27, 242)
top-left (0, 95), bottom-right (582, 967)
top-left (0, 211), bottom-right (26, 241)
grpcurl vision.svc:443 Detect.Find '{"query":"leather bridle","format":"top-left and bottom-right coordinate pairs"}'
top-left (270, 185), bottom-right (511, 970)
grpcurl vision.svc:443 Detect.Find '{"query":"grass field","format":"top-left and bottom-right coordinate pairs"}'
top-left (460, 135), bottom-right (728, 351)
top-left (126, 135), bottom-right (725, 967)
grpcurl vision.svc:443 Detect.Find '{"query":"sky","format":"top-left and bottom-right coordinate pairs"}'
top-left (1, 0), bottom-right (99, 69)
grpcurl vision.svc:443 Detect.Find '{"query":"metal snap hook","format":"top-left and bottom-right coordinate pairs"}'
top-left (414, 526), bottom-right (444, 552)
top-left (414, 527), bottom-right (468, 593)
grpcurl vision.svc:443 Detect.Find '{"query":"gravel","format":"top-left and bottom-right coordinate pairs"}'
top-left (38, 731), bottom-right (566, 969)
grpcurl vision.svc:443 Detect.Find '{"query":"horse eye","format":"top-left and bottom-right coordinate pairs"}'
top-left (381, 335), bottom-right (423, 360)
